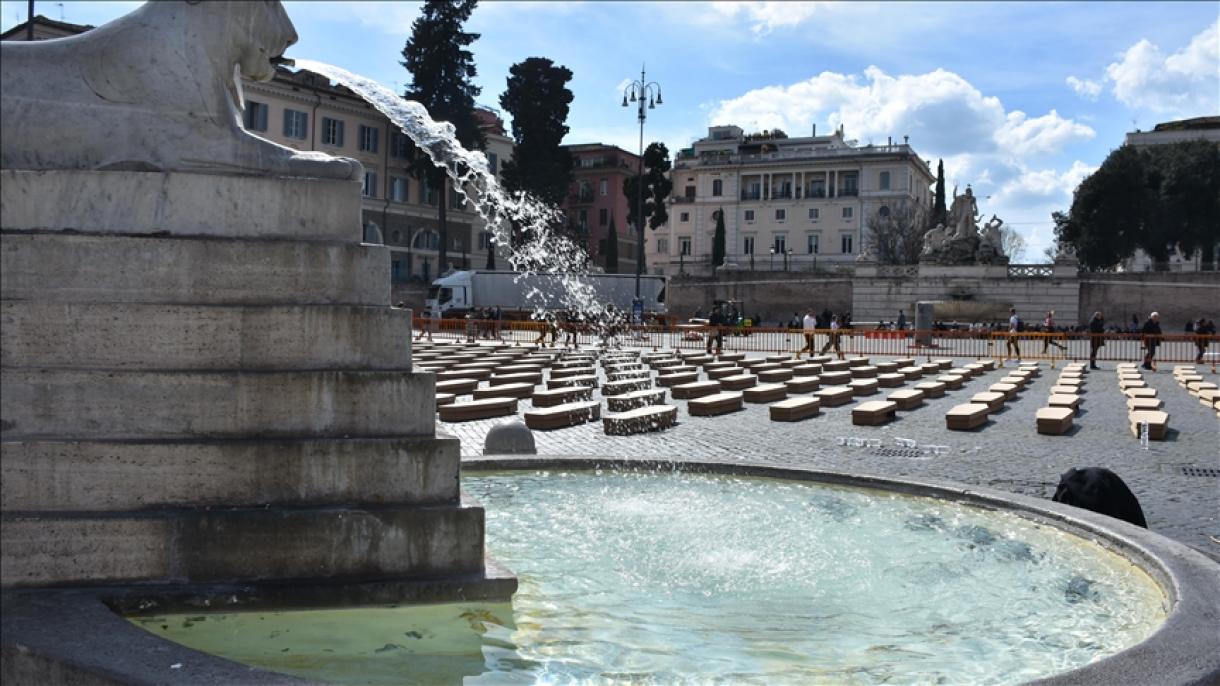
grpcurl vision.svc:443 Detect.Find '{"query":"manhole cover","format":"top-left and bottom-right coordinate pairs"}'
top-left (872, 447), bottom-right (926, 458)
top-left (1180, 467), bottom-right (1220, 478)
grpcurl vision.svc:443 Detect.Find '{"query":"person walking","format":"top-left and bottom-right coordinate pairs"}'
top-left (1005, 307), bottom-right (1022, 364)
top-left (706, 305), bottom-right (725, 354)
top-left (896, 309), bottom-right (907, 331)
top-left (820, 314), bottom-right (844, 358)
top-left (1193, 317), bottom-right (1214, 364)
top-left (1087, 311), bottom-right (1105, 370)
top-left (1140, 311), bottom-right (1162, 371)
top-left (799, 309), bottom-right (817, 357)
top-left (1041, 310), bottom-right (1067, 354)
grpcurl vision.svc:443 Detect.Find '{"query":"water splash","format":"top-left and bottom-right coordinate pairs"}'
top-left (293, 60), bottom-right (626, 336)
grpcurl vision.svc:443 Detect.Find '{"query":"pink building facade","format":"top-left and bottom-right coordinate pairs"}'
top-left (561, 143), bottom-right (641, 273)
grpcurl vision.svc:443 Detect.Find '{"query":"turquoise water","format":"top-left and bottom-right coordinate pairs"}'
top-left (133, 470), bottom-right (1167, 685)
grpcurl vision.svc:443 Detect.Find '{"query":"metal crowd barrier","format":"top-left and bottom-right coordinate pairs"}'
top-left (411, 317), bottom-right (1219, 368)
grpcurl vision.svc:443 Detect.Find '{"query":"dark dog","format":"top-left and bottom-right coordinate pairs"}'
top-left (1052, 467), bottom-right (1147, 528)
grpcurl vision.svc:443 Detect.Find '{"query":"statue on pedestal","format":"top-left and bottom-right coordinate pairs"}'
top-left (975, 215), bottom-right (1008, 265)
top-left (949, 185), bottom-right (980, 240)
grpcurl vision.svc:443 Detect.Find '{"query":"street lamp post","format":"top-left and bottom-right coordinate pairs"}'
top-left (622, 66), bottom-right (662, 313)
top-left (785, 248), bottom-right (792, 271)
top-left (769, 247), bottom-right (775, 270)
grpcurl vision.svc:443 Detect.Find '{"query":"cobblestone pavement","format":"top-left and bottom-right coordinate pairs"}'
top-left (436, 344), bottom-right (1220, 561)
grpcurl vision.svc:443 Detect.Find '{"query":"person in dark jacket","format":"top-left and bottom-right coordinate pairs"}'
top-left (1087, 311), bottom-right (1105, 370)
top-left (1140, 312), bottom-right (1162, 370)
top-left (1194, 317), bottom-right (1215, 364)
top-left (705, 305), bottom-right (725, 354)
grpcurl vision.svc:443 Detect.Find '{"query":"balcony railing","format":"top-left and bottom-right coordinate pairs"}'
top-left (772, 190), bottom-right (793, 200)
top-left (672, 195), bottom-right (695, 204)
top-left (741, 191), bottom-right (762, 201)
top-left (1008, 264), bottom-right (1054, 278)
top-left (837, 188), bottom-right (859, 197)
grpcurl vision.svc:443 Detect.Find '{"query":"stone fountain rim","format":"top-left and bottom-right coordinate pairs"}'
top-left (465, 454), bottom-right (1220, 686)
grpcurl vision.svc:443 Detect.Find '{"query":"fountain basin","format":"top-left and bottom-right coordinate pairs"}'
top-left (4, 459), bottom-right (1217, 684)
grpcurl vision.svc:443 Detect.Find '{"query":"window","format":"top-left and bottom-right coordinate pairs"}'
top-left (577, 209), bottom-right (588, 229)
top-left (413, 229), bottom-right (440, 250)
top-left (599, 208), bottom-right (608, 226)
top-left (743, 181), bottom-right (762, 201)
top-left (807, 234), bottom-right (819, 254)
top-left (358, 125), bottom-right (379, 153)
top-left (774, 235), bottom-right (786, 253)
top-left (390, 176), bottom-right (409, 202)
top-left (579, 156), bottom-right (603, 168)
top-left (487, 152), bottom-right (498, 175)
top-left (808, 208), bottom-right (820, 221)
top-left (775, 209), bottom-right (786, 221)
top-left (744, 210), bottom-right (755, 222)
top-left (578, 181), bottom-right (593, 202)
top-left (680, 212), bottom-right (690, 222)
top-left (806, 173), bottom-right (826, 198)
top-left (391, 258), bottom-right (407, 283)
top-left (421, 179), bottom-right (437, 205)
top-left (599, 179), bottom-right (608, 196)
top-left (839, 171), bottom-right (859, 196)
top-left (879, 171), bottom-right (891, 190)
top-left (684, 185), bottom-right (696, 199)
top-left (390, 131), bottom-right (411, 158)
top-left (743, 236), bottom-right (755, 255)
top-left (243, 101), bottom-right (268, 132)
top-left (283, 109), bottom-right (308, 140)
top-left (322, 117), bottom-right (345, 147)
top-left (657, 238), bottom-right (669, 253)
top-left (362, 171), bottom-right (377, 198)
top-left (680, 237), bottom-right (691, 255)
top-left (879, 205), bottom-right (891, 218)
top-left (842, 206), bottom-right (854, 220)
top-left (712, 179), bottom-right (723, 196)
top-left (841, 233), bottom-right (854, 254)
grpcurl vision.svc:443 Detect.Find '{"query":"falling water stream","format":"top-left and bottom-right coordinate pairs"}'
top-left (294, 59), bottom-right (625, 331)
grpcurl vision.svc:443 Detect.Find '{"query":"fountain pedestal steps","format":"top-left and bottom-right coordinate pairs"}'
top-left (0, 170), bottom-right (510, 600)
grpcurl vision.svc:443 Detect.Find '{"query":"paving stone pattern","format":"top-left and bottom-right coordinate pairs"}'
top-left (440, 344), bottom-right (1220, 561)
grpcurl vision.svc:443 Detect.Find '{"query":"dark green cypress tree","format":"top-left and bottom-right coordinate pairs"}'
top-left (712, 207), bottom-right (726, 268)
top-left (605, 214), bottom-right (619, 273)
top-left (933, 159), bottom-right (947, 228)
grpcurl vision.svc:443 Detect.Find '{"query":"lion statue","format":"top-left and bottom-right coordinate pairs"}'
top-left (0, 0), bottom-right (360, 180)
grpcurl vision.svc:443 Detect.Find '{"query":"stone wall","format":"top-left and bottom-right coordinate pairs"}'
top-left (1080, 272), bottom-right (1220, 329)
top-left (668, 272), bottom-right (853, 326)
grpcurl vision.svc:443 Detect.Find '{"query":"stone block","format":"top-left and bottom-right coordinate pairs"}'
top-left (785, 377), bottom-right (821, 393)
top-left (848, 357), bottom-right (871, 367)
top-left (946, 403), bottom-right (989, 430)
top-left (1127, 397), bottom-right (1163, 412)
top-left (1047, 394), bottom-right (1081, 412)
top-left (1128, 410), bottom-right (1169, 440)
top-left (914, 381), bottom-right (946, 398)
top-left (936, 374), bottom-right (965, 390)
top-left (717, 352), bottom-right (746, 362)
top-left (548, 375), bottom-right (598, 389)
top-left (437, 397), bottom-right (518, 422)
top-left (850, 366), bottom-right (879, 379)
top-left (531, 386), bottom-right (594, 407)
top-left (899, 366), bottom-right (925, 380)
top-left (887, 389), bottom-right (925, 410)
top-left (2, 369), bottom-right (435, 440)
top-left (852, 400), bottom-right (898, 426)
top-left (848, 379), bottom-right (879, 396)
top-left (0, 302), bottom-right (411, 371)
top-left (435, 378), bottom-right (479, 395)
top-left (989, 383), bottom-right (1018, 401)
top-left (1036, 407), bottom-right (1074, 435)
top-left (708, 367), bottom-right (743, 380)
top-left (792, 364), bottom-right (823, 377)
top-left (719, 374), bottom-right (758, 391)
top-left (970, 392), bottom-right (1006, 412)
top-left (1, 233), bottom-right (388, 306)
top-left (438, 368), bottom-right (490, 381)
top-left (524, 401), bottom-right (601, 431)
top-left (550, 366), bottom-right (596, 380)
top-left (821, 370), bottom-right (853, 385)
top-left (814, 385), bottom-right (855, 407)
top-left (606, 389), bottom-right (668, 411)
top-left (999, 376), bottom-right (1027, 390)
top-left (602, 378), bottom-right (652, 396)
top-left (1124, 387), bottom-right (1157, 399)
top-left (769, 397), bottom-right (821, 421)
top-left (473, 382), bottom-right (534, 400)
top-left (743, 383), bottom-right (787, 403)
top-left (483, 420), bottom-right (535, 454)
top-left (657, 371), bottom-right (699, 387)
top-left (607, 369), bottom-right (652, 382)
top-left (603, 405), bottom-right (678, 435)
top-left (489, 372), bottom-right (543, 386)
top-left (823, 360), bottom-right (851, 372)
top-left (758, 368), bottom-right (795, 383)
top-left (688, 392), bottom-right (745, 416)
top-left (670, 381), bottom-right (721, 400)
top-left (875, 361), bottom-right (900, 374)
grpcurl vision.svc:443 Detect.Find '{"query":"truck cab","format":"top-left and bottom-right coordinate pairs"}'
top-left (424, 271), bottom-right (473, 318)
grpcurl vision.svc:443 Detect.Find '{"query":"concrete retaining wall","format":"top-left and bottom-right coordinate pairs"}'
top-left (1080, 272), bottom-right (1220, 329)
top-left (669, 273), bottom-right (853, 325)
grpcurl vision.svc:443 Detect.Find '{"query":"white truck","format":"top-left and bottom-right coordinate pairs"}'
top-left (424, 270), bottom-right (668, 320)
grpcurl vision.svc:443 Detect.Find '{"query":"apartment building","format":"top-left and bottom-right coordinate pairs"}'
top-left (650, 124), bottom-right (934, 276)
top-left (560, 144), bottom-right (642, 273)
top-left (3, 15), bottom-right (515, 291)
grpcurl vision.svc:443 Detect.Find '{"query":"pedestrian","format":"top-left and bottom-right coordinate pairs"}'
top-left (821, 314), bottom-right (845, 359)
top-left (1193, 317), bottom-right (1214, 364)
top-left (706, 305), bottom-right (725, 354)
top-left (1087, 311), bottom-right (1105, 370)
top-left (799, 309), bottom-right (817, 357)
top-left (416, 307), bottom-right (435, 342)
top-left (1140, 311), bottom-right (1162, 371)
top-left (896, 309), bottom-right (906, 331)
top-left (788, 312), bottom-right (801, 330)
top-left (1041, 310), bottom-right (1067, 354)
top-left (1005, 307), bottom-right (1022, 363)
top-left (531, 313), bottom-right (548, 346)
top-left (563, 310), bottom-right (578, 348)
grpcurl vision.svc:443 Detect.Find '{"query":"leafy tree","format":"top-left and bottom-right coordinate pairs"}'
top-left (1057, 140), bottom-right (1219, 270)
top-left (623, 142), bottom-right (673, 273)
top-left (401, 0), bottom-right (485, 274)
top-left (865, 202), bottom-right (927, 264)
top-left (932, 159), bottom-right (948, 228)
top-left (604, 214), bottom-right (619, 273)
top-left (712, 207), bottom-right (726, 268)
top-left (499, 57), bottom-right (575, 210)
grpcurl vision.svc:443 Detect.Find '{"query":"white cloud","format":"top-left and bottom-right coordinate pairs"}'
top-left (1104, 20), bottom-right (1219, 116)
top-left (707, 1), bottom-right (824, 34)
top-left (995, 110), bottom-right (1095, 156)
top-left (1065, 76), bottom-right (1102, 100)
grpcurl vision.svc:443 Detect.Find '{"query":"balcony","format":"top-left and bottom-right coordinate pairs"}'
top-left (772, 189), bottom-right (793, 200)
top-left (741, 191), bottom-right (762, 201)
top-left (569, 191), bottom-right (595, 204)
top-left (837, 188), bottom-right (859, 197)
top-left (672, 195), bottom-right (695, 204)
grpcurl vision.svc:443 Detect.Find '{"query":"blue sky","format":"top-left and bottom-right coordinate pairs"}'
top-left (4, 1), bottom-right (1217, 259)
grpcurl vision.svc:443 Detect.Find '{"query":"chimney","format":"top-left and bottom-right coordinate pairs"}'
top-left (904, 135), bottom-right (909, 145)
top-left (811, 123), bottom-right (816, 137)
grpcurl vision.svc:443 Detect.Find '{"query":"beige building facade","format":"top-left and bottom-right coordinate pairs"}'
top-left (651, 125), bottom-right (934, 276)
